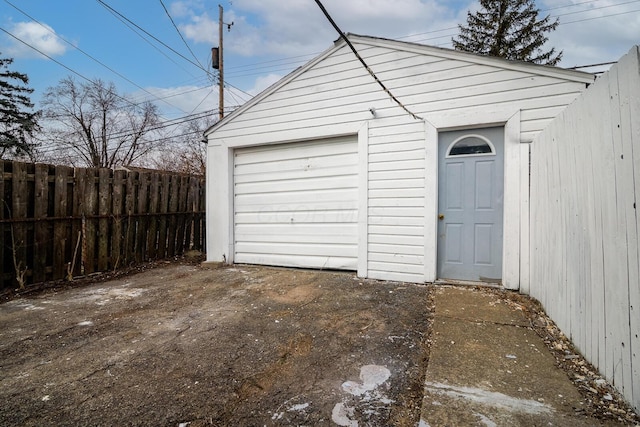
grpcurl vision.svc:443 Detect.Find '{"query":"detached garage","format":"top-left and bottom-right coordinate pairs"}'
top-left (205, 34), bottom-right (594, 289)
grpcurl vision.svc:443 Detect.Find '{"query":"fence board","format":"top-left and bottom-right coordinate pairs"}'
top-left (11, 161), bottom-right (28, 287)
top-left (136, 172), bottom-right (149, 263)
top-left (184, 177), bottom-right (196, 251)
top-left (53, 166), bottom-right (71, 279)
top-left (167, 175), bottom-right (180, 257)
top-left (0, 161), bottom-right (6, 284)
top-left (98, 168), bottom-right (111, 271)
top-left (157, 174), bottom-right (170, 259)
top-left (111, 170), bottom-right (125, 270)
top-left (33, 164), bottom-right (49, 283)
top-left (192, 177), bottom-right (202, 251)
top-left (1, 161), bottom-right (205, 290)
top-left (84, 169), bottom-right (98, 274)
top-left (530, 46), bottom-right (640, 411)
top-left (147, 173), bottom-right (160, 259)
top-left (124, 171), bottom-right (137, 265)
top-left (176, 175), bottom-right (189, 254)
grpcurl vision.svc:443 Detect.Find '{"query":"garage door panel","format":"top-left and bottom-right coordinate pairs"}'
top-left (235, 242), bottom-right (357, 258)
top-left (235, 188), bottom-right (358, 207)
top-left (234, 201), bottom-right (357, 214)
top-left (235, 231), bottom-right (357, 245)
top-left (234, 137), bottom-right (358, 271)
top-left (234, 153), bottom-right (358, 176)
top-left (234, 137), bottom-right (356, 165)
top-left (236, 253), bottom-right (356, 270)
top-left (234, 168), bottom-right (356, 187)
top-left (235, 223), bottom-right (357, 236)
top-left (235, 210), bottom-right (358, 225)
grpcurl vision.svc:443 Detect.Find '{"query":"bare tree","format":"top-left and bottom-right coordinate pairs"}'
top-left (149, 116), bottom-right (214, 176)
top-left (41, 77), bottom-right (160, 168)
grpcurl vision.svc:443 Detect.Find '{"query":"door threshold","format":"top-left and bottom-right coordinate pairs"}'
top-left (434, 279), bottom-right (502, 288)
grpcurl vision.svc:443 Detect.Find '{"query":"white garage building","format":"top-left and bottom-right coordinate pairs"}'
top-left (204, 34), bottom-right (594, 290)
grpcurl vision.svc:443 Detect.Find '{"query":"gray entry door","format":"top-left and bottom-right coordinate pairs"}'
top-left (437, 127), bottom-right (504, 282)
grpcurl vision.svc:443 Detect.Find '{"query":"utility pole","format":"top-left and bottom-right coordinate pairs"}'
top-left (218, 4), bottom-right (224, 120)
top-left (212, 5), bottom-right (233, 121)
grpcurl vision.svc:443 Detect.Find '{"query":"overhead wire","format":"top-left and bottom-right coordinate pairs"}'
top-left (34, 109), bottom-right (217, 155)
top-left (158, 0), bottom-right (206, 70)
top-left (409, 0), bottom-right (640, 50)
top-left (3, 0), bottom-right (189, 114)
top-left (96, 0), bottom-right (197, 79)
top-left (313, 0), bottom-right (422, 120)
top-left (96, 0), bottom-right (212, 77)
top-left (1, 22), bottom-right (218, 152)
top-left (96, 0), bottom-right (252, 105)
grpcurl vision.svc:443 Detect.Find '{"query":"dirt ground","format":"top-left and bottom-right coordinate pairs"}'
top-left (0, 263), bottom-right (432, 426)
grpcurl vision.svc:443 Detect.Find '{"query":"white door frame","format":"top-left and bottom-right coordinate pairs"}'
top-left (424, 109), bottom-right (524, 290)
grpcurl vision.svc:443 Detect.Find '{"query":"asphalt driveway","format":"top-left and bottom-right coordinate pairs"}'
top-left (0, 264), bottom-right (432, 426)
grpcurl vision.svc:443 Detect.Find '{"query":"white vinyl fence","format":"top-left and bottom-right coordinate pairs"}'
top-left (529, 45), bottom-right (640, 411)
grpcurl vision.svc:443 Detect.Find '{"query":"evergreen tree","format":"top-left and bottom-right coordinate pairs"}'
top-left (0, 55), bottom-right (40, 158)
top-left (453, 0), bottom-right (562, 66)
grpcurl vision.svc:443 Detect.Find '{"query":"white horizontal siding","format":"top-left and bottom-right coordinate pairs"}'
top-left (367, 119), bottom-right (426, 283)
top-left (212, 41), bottom-right (589, 146)
top-left (234, 136), bottom-right (358, 270)
top-left (208, 34), bottom-right (593, 285)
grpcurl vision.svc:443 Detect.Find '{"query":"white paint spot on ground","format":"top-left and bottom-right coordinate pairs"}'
top-left (14, 302), bottom-right (45, 311)
top-left (341, 364), bottom-right (391, 396)
top-left (70, 286), bottom-right (146, 305)
top-left (77, 321), bottom-right (94, 327)
top-left (332, 365), bottom-right (394, 426)
top-left (332, 402), bottom-right (358, 427)
top-left (289, 402), bottom-right (309, 411)
top-left (474, 412), bottom-right (498, 427)
top-left (424, 382), bottom-right (553, 415)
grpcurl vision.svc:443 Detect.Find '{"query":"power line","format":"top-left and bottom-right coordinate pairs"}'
top-left (158, 0), bottom-right (205, 70)
top-left (97, 0), bottom-right (197, 79)
top-left (313, 0), bottom-right (422, 121)
top-left (553, 0), bottom-right (640, 18)
top-left (96, 0), bottom-right (251, 105)
top-left (3, 0), bottom-right (188, 114)
top-left (96, 0), bottom-right (212, 77)
top-left (35, 110), bottom-right (218, 155)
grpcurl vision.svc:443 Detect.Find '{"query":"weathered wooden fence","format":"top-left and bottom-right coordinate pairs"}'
top-left (529, 46), bottom-right (640, 411)
top-left (1, 160), bottom-right (205, 290)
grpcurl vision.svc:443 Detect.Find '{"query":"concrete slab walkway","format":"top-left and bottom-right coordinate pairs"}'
top-left (419, 286), bottom-right (633, 427)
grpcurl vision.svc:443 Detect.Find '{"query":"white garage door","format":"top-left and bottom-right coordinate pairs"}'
top-left (234, 136), bottom-right (358, 270)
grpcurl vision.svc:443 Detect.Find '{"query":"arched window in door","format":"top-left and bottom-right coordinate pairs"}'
top-left (446, 134), bottom-right (495, 157)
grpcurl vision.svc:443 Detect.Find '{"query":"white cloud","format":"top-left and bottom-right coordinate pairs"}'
top-left (180, 13), bottom-right (218, 44)
top-left (6, 22), bottom-right (67, 59)
top-left (175, 0), bottom-right (462, 56)
top-left (169, 1), bottom-right (192, 17)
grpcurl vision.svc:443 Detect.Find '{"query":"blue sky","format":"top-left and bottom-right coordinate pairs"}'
top-left (1, 0), bottom-right (639, 121)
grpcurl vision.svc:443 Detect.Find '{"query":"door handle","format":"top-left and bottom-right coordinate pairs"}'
top-left (438, 214), bottom-right (444, 220)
